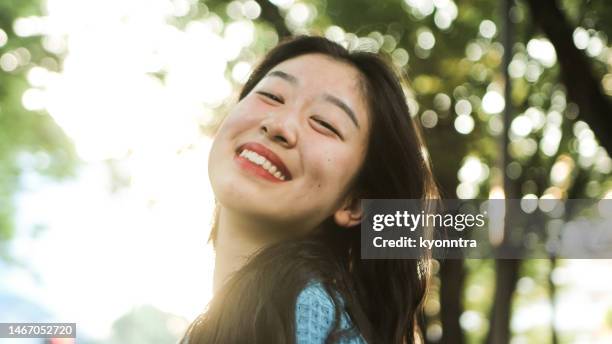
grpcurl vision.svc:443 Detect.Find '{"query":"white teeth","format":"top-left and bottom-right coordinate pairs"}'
top-left (239, 149), bottom-right (287, 181)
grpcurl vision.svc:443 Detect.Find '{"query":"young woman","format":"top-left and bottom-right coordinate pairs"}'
top-left (181, 35), bottom-right (439, 344)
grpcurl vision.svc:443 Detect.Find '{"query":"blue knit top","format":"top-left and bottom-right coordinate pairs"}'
top-left (295, 281), bottom-right (366, 344)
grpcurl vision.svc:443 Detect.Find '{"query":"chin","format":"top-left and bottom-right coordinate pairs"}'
top-left (212, 179), bottom-right (268, 210)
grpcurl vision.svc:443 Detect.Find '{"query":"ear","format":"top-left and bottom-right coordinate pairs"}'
top-left (333, 195), bottom-right (363, 228)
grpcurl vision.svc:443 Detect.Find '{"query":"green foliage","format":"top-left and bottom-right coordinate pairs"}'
top-left (0, 0), bottom-right (78, 248)
top-left (463, 259), bottom-right (495, 343)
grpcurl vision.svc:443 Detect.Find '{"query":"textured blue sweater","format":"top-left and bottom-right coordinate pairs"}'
top-left (295, 281), bottom-right (366, 344)
top-left (180, 281), bottom-right (366, 344)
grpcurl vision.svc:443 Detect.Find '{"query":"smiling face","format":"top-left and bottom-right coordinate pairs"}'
top-left (208, 53), bottom-right (371, 235)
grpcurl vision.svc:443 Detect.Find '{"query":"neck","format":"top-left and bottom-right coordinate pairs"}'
top-left (212, 206), bottom-right (284, 293)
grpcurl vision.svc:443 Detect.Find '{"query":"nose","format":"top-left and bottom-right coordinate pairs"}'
top-left (259, 112), bottom-right (297, 148)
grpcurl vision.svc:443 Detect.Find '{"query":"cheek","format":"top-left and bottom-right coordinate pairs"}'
top-left (305, 147), bottom-right (362, 190)
top-left (218, 99), bottom-right (266, 136)
top-left (209, 101), bottom-right (261, 172)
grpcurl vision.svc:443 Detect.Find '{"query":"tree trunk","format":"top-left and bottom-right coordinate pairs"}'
top-left (439, 260), bottom-right (465, 344)
top-left (486, 260), bottom-right (521, 344)
top-left (486, 2), bottom-right (522, 343)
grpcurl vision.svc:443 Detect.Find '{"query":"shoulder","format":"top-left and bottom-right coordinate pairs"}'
top-left (296, 281), bottom-right (336, 334)
top-left (295, 281), bottom-right (366, 344)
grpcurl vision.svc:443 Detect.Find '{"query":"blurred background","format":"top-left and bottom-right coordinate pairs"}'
top-left (1, 0), bottom-right (611, 343)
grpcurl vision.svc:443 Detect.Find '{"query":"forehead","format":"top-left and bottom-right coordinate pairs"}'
top-left (269, 54), bottom-right (363, 91)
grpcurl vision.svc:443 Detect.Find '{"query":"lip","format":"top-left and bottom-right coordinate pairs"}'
top-left (235, 142), bottom-right (293, 181)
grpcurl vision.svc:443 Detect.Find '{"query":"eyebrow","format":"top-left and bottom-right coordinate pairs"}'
top-left (266, 70), bottom-right (298, 85)
top-left (266, 70), bottom-right (360, 129)
top-left (323, 93), bottom-right (360, 129)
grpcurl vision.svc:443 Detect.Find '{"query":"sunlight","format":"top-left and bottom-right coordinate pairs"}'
top-left (8, 0), bottom-right (242, 339)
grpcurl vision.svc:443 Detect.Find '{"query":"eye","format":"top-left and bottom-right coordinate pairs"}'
top-left (312, 117), bottom-right (343, 139)
top-left (256, 91), bottom-right (284, 104)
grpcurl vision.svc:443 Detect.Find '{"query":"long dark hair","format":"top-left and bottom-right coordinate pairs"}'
top-left (182, 36), bottom-right (439, 344)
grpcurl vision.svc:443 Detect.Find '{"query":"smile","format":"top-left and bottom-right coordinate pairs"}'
top-left (240, 149), bottom-right (287, 181)
top-left (234, 142), bottom-right (292, 182)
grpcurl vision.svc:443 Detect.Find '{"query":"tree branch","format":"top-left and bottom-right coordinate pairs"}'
top-left (525, 0), bottom-right (612, 154)
top-left (255, 0), bottom-right (291, 38)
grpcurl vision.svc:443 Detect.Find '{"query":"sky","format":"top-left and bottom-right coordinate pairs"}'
top-left (7, 139), bottom-right (216, 339)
